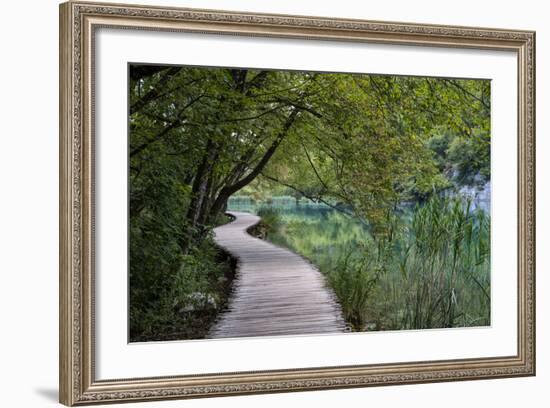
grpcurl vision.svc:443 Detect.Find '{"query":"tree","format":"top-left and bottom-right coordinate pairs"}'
top-left (129, 65), bottom-right (490, 245)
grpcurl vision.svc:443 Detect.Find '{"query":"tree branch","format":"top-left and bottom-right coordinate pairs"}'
top-left (442, 79), bottom-right (490, 111)
top-left (245, 71), bottom-right (270, 95)
top-left (300, 140), bottom-right (330, 192)
top-left (227, 109), bottom-right (299, 193)
top-left (268, 97), bottom-right (323, 118)
top-left (130, 67), bottom-right (182, 114)
top-left (130, 94), bottom-right (205, 157)
top-left (260, 173), bottom-right (355, 218)
top-left (222, 104), bottom-right (287, 122)
top-left (208, 109), bottom-right (299, 216)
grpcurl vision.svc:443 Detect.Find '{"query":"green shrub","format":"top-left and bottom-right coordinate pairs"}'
top-left (253, 207), bottom-right (282, 238)
top-left (129, 224), bottom-right (233, 342)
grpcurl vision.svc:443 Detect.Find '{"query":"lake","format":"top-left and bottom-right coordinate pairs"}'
top-left (227, 195), bottom-right (372, 272)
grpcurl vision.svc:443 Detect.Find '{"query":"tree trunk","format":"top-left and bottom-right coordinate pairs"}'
top-left (197, 157), bottom-right (218, 226)
top-left (209, 110), bottom-right (298, 219)
top-left (183, 140), bottom-right (217, 250)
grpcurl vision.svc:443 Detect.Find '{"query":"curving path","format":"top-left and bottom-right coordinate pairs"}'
top-left (209, 211), bottom-right (346, 338)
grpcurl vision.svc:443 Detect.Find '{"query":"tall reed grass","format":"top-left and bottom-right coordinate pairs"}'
top-left (395, 196), bottom-right (491, 330)
top-left (264, 195), bottom-right (491, 332)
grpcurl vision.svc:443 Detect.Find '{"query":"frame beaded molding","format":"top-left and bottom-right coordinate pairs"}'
top-left (60, 1), bottom-right (535, 405)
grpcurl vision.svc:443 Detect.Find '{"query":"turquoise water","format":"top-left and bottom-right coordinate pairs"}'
top-left (227, 196), bottom-right (371, 271)
top-left (228, 195), bottom-right (332, 213)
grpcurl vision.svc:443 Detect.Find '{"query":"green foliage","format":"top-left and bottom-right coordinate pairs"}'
top-left (261, 75), bottom-right (490, 224)
top-left (447, 129), bottom-right (491, 184)
top-left (129, 230), bottom-right (233, 341)
top-left (427, 128), bottom-right (491, 186)
top-left (256, 207), bottom-right (282, 231)
top-left (130, 64), bottom-right (490, 230)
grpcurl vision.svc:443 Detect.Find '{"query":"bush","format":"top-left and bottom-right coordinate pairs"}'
top-left (252, 206), bottom-right (282, 239)
top-left (129, 225), bottom-right (234, 342)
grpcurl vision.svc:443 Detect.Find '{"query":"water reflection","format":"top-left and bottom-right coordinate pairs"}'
top-left (227, 196), bottom-right (370, 271)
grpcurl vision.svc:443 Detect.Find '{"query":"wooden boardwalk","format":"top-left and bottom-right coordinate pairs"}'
top-left (209, 211), bottom-right (346, 338)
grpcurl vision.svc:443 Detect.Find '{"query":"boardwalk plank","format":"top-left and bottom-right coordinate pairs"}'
top-left (209, 211), bottom-right (346, 338)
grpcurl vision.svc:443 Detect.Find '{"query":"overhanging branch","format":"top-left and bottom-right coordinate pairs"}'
top-left (260, 173), bottom-right (355, 218)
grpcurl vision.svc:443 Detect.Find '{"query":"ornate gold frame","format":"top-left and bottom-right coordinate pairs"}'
top-left (59, 1), bottom-right (536, 405)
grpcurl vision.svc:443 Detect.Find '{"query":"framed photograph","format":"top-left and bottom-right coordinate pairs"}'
top-left (59, 1), bottom-right (535, 405)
